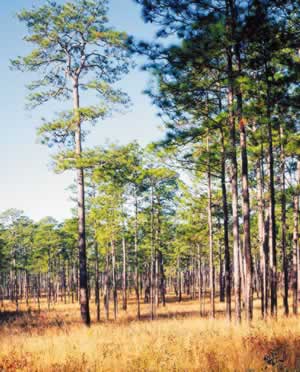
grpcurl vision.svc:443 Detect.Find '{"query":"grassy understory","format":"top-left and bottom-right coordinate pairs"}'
top-left (0, 295), bottom-right (300, 371)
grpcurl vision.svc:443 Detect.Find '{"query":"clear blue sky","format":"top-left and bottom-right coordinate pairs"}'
top-left (0, 0), bottom-right (163, 222)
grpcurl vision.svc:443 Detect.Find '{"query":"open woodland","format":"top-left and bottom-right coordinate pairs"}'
top-left (0, 0), bottom-right (300, 370)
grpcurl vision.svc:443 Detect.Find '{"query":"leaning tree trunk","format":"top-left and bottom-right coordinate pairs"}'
top-left (73, 77), bottom-right (90, 326)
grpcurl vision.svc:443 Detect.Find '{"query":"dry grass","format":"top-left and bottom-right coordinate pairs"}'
top-left (1, 295), bottom-right (300, 371)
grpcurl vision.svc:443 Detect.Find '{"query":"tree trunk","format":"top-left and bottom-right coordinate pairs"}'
top-left (239, 117), bottom-right (253, 321)
top-left (95, 242), bottom-right (100, 322)
top-left (226, 0), bottom-right (241, 325)
top-left (134, 193), bottom-right (140, 318)
top-left (292, 160), bottom-right (300, 314)
top-left (256, 157), bottom-right (268, 318)
top-left (122, 235), bottom-right (127, 312)
top-left (73, 78), bottom-right (90, 326)
top-left (279, 125), bottom-right (288, 315)
top-left (266, 77), bottom-right (277, 317)
top-left (207, 136), bottom-right (215, 318)
top-left (111, 239), bottom-right (117, 320)
top-left (220, 128), bottom-right (231, 320)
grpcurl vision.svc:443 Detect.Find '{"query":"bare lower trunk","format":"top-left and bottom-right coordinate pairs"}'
top-left (95, 242), bottom-right (100, 322)
top-left (266, 78), bottom-right (277, 317)
top-left (73, 78), bottom-right (90, 326)
top-left (279, 125), bottom-right (288, 315)
top-left (122, 236), bottom-right (127, 311)
top-left (220, 128), bottom-right (231, 320)
top-left (292, 160), bottom-right (300, 314)
top-left (111, 240), bottom-right (117, 320)
top-left (240, 118), bottom-right (252, 321)
top-left (256, 157), bottom-right (268, 318)
top-left (134, 194), bottom-right (140, 318)
top-left (207, 136), bottom-right (215, 318)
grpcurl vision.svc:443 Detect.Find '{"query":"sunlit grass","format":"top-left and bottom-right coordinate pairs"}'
top-left (1, 294), bottom-right (300, 371)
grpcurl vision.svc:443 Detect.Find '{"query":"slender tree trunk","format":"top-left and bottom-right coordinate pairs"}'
top-left (73, 78), bottom-right (90, 326)
top-left (279, 125), bottom-right (289, 315)
top-left (104, 252), bottom-right (110, 320)
top-left (265, 76), bottom-right (277, 317)
top-left (256, 157), bottom-right (268, 318)
top-left (219, 241), bottom-right (225, 303)
top-left (228, 83), bottom-right (241, 322)
top-left (207, 136), bottom-right (215, 318)
top-left (134, 193), bottom-right (140, 319)
top-left (296, 161), bottom-right (300, 310)
top-left (220, 128), bottom-right (231, 320)
top-left (122, 235), bottom-right (127, 312)
top-left (177, 256), bottom-right (182, 303)
top-left (226, 0), bottom-right (241, 325)
top-left (95, 242), bottom-right (100, 322)
top-left (292, 193), bottom-right (298, 315)
top-left (111, 239), bottom-right (117, 320)
top-left (150, 183), bottom-right (155, 319)
top-left (292, 160), bottom-right (300, 314)
top-left (159, 250), bottom-right (166, 306)
top-left (239, 117), bottom-right (253, 321)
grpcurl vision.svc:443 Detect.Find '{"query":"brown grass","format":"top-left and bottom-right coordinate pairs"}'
top-left (1, 295), bottom-right (300, 371)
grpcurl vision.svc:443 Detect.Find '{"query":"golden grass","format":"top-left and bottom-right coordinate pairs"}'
top-left (1, 295), bottom-right (300, 371)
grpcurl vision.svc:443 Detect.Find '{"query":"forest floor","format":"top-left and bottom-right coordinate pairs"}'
top-left (0, 294), bottom-right (300, 371)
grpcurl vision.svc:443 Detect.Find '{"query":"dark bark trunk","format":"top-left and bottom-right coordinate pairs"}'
top-left (134, 193), bottom-right (140, 319)
top-left (239, 118), bottom-right (253, 321)
top-left (226, 0), bottom-right (241, 325)
top-left (207, 136), bottom-right (215, 318)
top-left (95, 242), bottom-right (100, 322)
top-left (256, 157), bottom-right (268, 318)
top-left (122, 235), bottom-right (127, 312)
top-left (279, 125), bottom-right (289, 315)
top-left (220, 128), bottom-right (231, 320)
top-left (292, 160), bottom-right (300, 314)
top-left (73, 78), bottom-right (90, 326)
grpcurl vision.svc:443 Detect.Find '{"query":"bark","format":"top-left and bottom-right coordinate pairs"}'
top-left (240, 118), bottom-right (253, 321)
top-left (134, 192), bottom-right (140, 318)
top-left (150, 183), bottom-right (155, 319)
top-left (292, 160), bottom-right (300, 314)
top-left (207, 136), bottom-right (215, 318)
top-left (226, 0), bottom-right (241, 325)
top-left (256, 157), bottom-right (268, 318)
top-left (220, 128), bottom-right (231, 320)
top-left (111, 239), bottom-right (117, 320)
top-left (95, 242), bottom-right (100, 322)
top-left (122, 235), bottom-right (127, 312)
top-left (104, 252), bottom-right (110, 320)
top-left (279, 125), bottom-right (289, 315)
top-left (265, 74), bottom-right (277, 317)
top-left (73, 78), bottom-right (90, 326)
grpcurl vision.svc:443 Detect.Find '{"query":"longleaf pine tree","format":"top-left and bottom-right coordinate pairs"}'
top-left (12, 0), bottom-right (132, 325)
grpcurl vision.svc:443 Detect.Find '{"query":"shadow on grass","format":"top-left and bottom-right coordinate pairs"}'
top-left (0, 309), bottom-right (43, 326)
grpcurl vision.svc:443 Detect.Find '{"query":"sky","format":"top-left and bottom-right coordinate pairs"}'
top-left (0, 0), bottom-right (163, 222)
